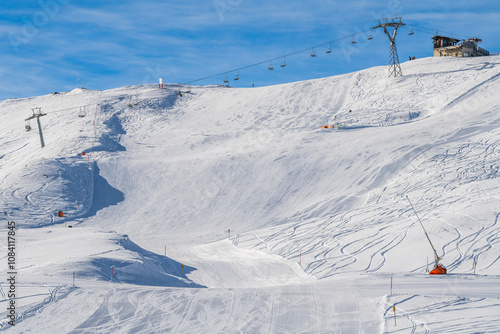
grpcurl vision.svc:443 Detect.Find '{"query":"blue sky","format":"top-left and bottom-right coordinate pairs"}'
top-left (1, 0), bottom-right (499, 100)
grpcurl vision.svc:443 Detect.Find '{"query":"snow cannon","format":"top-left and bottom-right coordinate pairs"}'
top-left (429, 264), bottom-right (447, 275)
top-left (406, 196), bottom-right (448, 275)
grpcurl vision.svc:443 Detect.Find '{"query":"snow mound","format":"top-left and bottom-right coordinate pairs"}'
top-left (18, 227), bottom-right (201, 287)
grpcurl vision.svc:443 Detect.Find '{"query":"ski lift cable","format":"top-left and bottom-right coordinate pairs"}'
top-left (182, 30), bottom-right (369, 86)
top-left (2, 121), bottom-right (26, 134)
top-left (407, 25), bottom-right (470, 39)
top-left (42, 103), bottom-right (100, 116)
top-left (182, 20), bottom-right (472, 87)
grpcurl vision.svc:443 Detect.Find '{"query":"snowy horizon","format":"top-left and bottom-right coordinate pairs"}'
top-left (1, 0), bottom-right (499, 101)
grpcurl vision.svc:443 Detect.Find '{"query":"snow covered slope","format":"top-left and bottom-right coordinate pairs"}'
top-left (1, 55), bottom-right (500, 332)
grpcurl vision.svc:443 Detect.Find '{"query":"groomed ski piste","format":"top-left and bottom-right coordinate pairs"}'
top-left (1, 55), bottom-right (500, 333)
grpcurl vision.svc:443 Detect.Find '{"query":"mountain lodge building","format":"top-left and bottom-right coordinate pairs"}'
top-left (433, 35), bottom-right (489, 57)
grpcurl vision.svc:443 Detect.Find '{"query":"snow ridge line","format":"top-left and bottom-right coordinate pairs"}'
top-left (442, 71), bottom-right (500, 112)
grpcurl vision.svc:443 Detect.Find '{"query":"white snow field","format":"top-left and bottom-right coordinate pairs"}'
top-left (1, 55), bottom-right (500, 333)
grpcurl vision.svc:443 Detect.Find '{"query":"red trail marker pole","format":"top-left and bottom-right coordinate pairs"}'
top-left (390, 277), bottom-right (393, 295)
top-left (228, 229), bottom-right (230, 239)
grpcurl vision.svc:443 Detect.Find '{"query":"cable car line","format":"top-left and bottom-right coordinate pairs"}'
top-left (181, 20), bottom-right (476, 87)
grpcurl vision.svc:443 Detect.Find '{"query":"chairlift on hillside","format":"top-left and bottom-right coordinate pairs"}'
top-left (368, 30), bottom-right (374, 40)
top-left (311, 48), bottom-right (317, 57)
top-left (234, 71), bottom-right (240, 81)
top-left (224, 73), bottom-right (229, 84)
top-left (268, 61), bottom-right (274, 70)
top-left (281, 57), bottom-right (287, 67)
top-left (351, 34), bottom-right (357, 44)
top-left (78, 106), bottom-right (86, 118)
top-left (409, 26), bottom-right (414, 35)
top-left (25, 120), bottom-right (32, 132)
top-left (326, 43), bottom-right (332, 53)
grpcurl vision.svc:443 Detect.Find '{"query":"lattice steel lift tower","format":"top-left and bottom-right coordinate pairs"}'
top-left (373, 17), bottom-right (405, 78)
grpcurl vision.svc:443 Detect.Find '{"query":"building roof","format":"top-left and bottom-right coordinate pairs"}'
top-left (432, 35), bottom-right (461, 43)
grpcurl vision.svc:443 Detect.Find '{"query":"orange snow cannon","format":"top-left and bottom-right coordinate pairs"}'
top-left (406, 196), bottom-right (447, 276)
top-left (429, 264), bottom-right (447, 275)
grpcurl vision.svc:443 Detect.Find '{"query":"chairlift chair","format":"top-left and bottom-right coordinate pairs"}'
top-left (224, 73), bottom-right (229, 84)
top-left (311, 48), bottom-right (317, 57)
top-left (268, 61), bottom-right (274, 70)
top-left (234, 71), bottom-right (240, 81)
top-left (78, 106), bottom-right (86, 117)
top-left (351, 34), bottom-right (357, 44)
top-left (25, 120), bottom-right (32, 132)
top-left (281, 57), bottom-right (287, 67)
top-left (409, 26), bottom-right (414, 35)
top-left (368, 31), bottom-right (374, 40)
top-left (326, 43), bottom-right (332, 53)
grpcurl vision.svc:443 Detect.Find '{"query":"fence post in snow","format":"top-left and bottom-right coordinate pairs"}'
top-left (111, 265), bottom-right (114, 282)
top-left (159, 78), bottom-right (163, 89)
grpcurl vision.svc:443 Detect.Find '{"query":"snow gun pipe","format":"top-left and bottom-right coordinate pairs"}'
top-left (406, 196), bottom-right (440, 267)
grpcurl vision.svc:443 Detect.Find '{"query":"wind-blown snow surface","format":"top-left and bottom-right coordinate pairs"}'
top-left (1, 56), bottom-right (500, 332)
